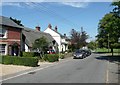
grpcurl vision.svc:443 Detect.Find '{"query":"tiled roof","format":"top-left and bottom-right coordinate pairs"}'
top-left (0, 16), bottom-right (23, 29)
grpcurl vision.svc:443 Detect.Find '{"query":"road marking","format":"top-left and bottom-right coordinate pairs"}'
top-left (106, 60), bottom-right (109, 83)
top-left (1, 59), bottom-right (71, 82)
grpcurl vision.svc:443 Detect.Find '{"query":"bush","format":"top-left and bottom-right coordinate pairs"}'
top-left (1, 56), bottom-right (39, 67)
top-left (42, 54), bottom-right (48, 61)
top-left (22, 52), bottom-right (35, 57)
top-left (47, 54), bottom-right (59, 62)
top-left (59, 54), bottom-right (65, 59)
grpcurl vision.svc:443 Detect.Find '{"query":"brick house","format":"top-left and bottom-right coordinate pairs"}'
top-left (0, 16), bottom-right (23, 56)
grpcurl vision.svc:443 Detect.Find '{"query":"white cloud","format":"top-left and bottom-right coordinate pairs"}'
top-left (1, 2), bottom-right (38, 8)
top-left (1, 2), bottom-right (89, 8)
top-left (1, 0), bottom-right (114, 2)
top-left (1, 2), bottom-right (21, 7)
top-left (60, 2), bottom-right (89, 8)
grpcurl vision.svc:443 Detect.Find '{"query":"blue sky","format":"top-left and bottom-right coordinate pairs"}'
top-left (1, 2), bottom-right (114, 41)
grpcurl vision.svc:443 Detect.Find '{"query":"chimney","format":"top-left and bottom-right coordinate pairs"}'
top-left (55, 26), bottom-right (57, 32)
top-left (48, 24), bottom-right (52, 29)
top-left (64, 33), bottom-right (66, 37)
top-left (36, 26), bottom-right (40, 31)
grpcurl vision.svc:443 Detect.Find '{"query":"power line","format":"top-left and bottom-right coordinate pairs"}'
top-left (32, 2), bottom-right (80, 29)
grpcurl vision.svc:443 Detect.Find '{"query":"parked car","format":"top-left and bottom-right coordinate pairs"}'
top-left (73, 49), bottom-right (86, 59)
top-left (85, 49), bottom-right (91, 56)
top-left (81, 49), bottom-right (91, 57)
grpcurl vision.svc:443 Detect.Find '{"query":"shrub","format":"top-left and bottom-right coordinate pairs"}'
top-left (22, 52), bottom-right (35, 57)
top-left (42, 54), bottom-right (48, 61)
top-left (1, 56), bottom-right (38, 67)
top-left (47, 54), bottom-right (59, 62)
top-left (59, 54), bottom-right (65, 59)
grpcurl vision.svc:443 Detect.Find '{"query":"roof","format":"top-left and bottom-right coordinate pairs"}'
top-left (47, 28), bottom-right (65, 38)
top-left (0, 16), bottom-right (23, 29)
top-left (22, 27), bottom-right (56, 47)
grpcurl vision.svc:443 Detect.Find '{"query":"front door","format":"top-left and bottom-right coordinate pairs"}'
top-left (11, 46), bottom-right (19, 56)
top-left (11, 43), bottom-right (19, 56)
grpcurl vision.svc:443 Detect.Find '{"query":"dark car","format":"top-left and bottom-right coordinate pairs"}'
top-left (73, 50), bottom-right (86, 59)
top-left (86, 49), bottom-right (91, 56)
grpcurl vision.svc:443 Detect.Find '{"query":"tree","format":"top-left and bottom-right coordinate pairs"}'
top-left (87, 41), bottom-right (97, 50)
top-left (10, 17), bottom-right (24, 26)
top-left (32, 36), bottom-right (49, 53)
top-left (111, 1), bottom-right (120, 17)
top-left (96, 1), bottom-right (120, 56)
top-left (70, 28), bottom-right (88, 50)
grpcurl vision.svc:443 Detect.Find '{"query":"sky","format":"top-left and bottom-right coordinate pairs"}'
top-left (1, 1), bottom-right (114, 42)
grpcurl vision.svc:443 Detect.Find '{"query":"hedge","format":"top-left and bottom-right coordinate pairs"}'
top-left (22, 52), bottom-right (35, 57)
top-left (0, 56), bottom-right (39, 67)
top-left (46, 54), bottom-right (59, 62)
top-left (22, 52), bottom-right (41, 57)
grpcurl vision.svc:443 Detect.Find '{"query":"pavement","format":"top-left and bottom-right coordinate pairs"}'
top-left (117, 63), bottom-right (120, 84)
top-left (1, 57), bottom-right (70, 81)
top-left (1, 53), bottom-right (72, 77)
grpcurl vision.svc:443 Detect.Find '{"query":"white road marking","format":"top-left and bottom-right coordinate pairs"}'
top-left (106, 60), bottom-right (109, 83)
top-left (1, 59), bottom-right (71, 82)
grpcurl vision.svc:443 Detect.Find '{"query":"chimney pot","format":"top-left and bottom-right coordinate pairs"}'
top-left (55, 26), bottom-right (57, 32)
top-left (36, 26), bottom-right (40, 31)
top-left (64, 34), bottom-right (66, 37)
top-left (48, 24), bottom-right (52, 29)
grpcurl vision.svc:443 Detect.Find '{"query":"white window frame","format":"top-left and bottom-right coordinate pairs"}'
top-left (0, 28), bottom-right (7, 38)
top-left (0, 44), bottom-right (7, 55)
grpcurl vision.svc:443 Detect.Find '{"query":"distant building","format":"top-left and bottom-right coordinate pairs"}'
top-left (44, 24), bottom-right (69, 52)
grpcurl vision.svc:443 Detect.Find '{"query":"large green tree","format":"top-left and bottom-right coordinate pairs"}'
top-left (96, 1), bottom-right (120, 55)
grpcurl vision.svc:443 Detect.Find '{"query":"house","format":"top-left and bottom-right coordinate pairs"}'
top-left (0, 16), bottom-right (58, 56)
top-left (0, 16), bottom-right (23, 56)
top-left (44, 24), bottom-right (69, 52)
top-left (21, 26), bottom-right (58, 53)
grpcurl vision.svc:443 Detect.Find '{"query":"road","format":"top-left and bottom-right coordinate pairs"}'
top-left (2, 53), bottom-right (118, 83)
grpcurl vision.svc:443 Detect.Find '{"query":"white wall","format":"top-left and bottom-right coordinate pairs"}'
top-left (25, 44), bottom-right (30, 52)
top-left (44, 28), bottom-right (62, 52)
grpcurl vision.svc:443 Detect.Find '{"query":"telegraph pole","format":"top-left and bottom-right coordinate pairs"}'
top-left (108, 33), bottom-right (110, 53)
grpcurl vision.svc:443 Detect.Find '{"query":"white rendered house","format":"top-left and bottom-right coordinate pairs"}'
top-left (44, 24), bottom-right (69, 52)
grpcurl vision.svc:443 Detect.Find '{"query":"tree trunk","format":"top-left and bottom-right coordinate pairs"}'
top-left (111, 48), bottom-right (113, 56)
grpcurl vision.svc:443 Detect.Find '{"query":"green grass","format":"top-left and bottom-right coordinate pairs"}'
top-left (95, 48), bottom-right (120, 53)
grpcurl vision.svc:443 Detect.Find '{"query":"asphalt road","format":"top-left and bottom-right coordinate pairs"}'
top-left (2, 53), bottom-right (118, 83)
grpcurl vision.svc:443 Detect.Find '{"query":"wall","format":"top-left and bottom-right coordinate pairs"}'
top-left (0, 26), bottom-right (22, 55)
top-left (44, 28), bottom-right (62, 52)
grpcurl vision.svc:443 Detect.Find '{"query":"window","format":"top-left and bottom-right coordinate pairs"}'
top-left (0, 29), bottom-right (7, 38)
top-left (0, 44), bottom-right (6, 55)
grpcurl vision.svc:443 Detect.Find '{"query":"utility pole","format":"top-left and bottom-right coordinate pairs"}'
top-left (81, 27), bottom-right (83, 34)
top-left (108, 33), bottom-right (110, 52)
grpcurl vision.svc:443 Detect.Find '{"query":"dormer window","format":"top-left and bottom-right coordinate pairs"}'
top-left (0, 28), bottom-right (7, 38)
